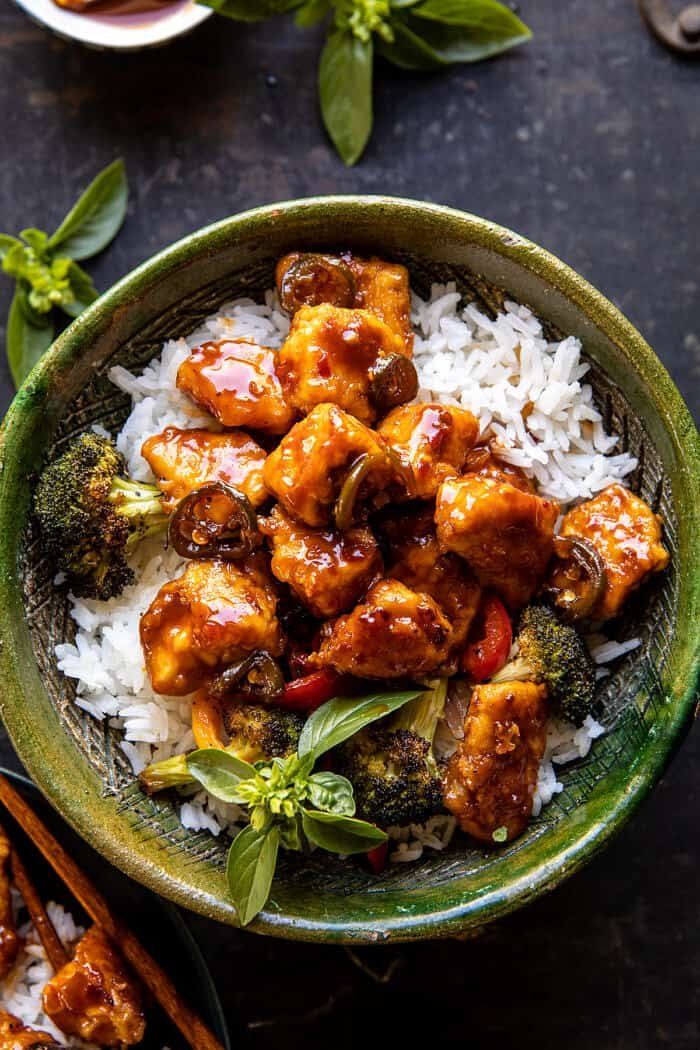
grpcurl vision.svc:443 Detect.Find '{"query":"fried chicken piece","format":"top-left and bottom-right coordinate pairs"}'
top-left (43, 926), bottom-right (145, 1048)
top-left (0, 1010), bottom-right (59, 1048)
top-left (141, 426), bottom-right (268, 513)
top-left (443, 681), bottom-right (548, 843)
top-left (553, 483), bottom-right (670, 620)
top-left (140, 556), bottom-right (283, 695)
top-left (379, 506), bottom-right (481, 663)
top-left (378, 403), bottom-right (479, 500)
top-left (275, 252), bottom-right (413, 352)
top-left (262, 403), bottom-right (402, 528)
top-left (463, 444), bottom-right (535, 493)
top-left (176, 338), bottom-right (295, 434)
top-left (260, 505), bottom-right (382, 618)
top-left (276, 304), bottom-right (407, 424)
top-left (313, 579), bottom-right (452, 679)
top-left (0, 827), bottom-right (19, 980)
top-left (435, 474), bottom-right (559, 609)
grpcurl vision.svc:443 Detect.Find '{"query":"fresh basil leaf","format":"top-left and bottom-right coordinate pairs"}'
top-left (227, 825), bottom-right (279, 926)
top-left (6, 290), bottom-right (54, 388)
top-left (319, 28), bottom-right (373, 166)
top-left (377, 18), bottom-right (446, 70)
top-left (302, 810), bottom-right (387, 854)
top-left (307, 771), bottom-right (356, 815)
top-left (298, 690), bottom-right (423, 760)
top-left (61, 261), bottom-right (99, 318)
top-left (391, 0), bottom-right (421, 7)
top-left (294, 0), bottom-right (329, 26)
top-left (186, 748), bottom-right (257, 803)
top-left (405, 0), bottom-right (531, 62)
top-left (19, 228), bottom-right (50, 254)
top-left (0, 235), bottom-right (21, 260)
top-left (48, 159), bottom-right (128, 261)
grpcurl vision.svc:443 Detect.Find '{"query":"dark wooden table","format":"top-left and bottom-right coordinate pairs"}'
top-left (1, 2), bottom-right (698, 1047)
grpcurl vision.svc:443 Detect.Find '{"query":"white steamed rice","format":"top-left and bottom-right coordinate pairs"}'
top-left (55, 283), bottom-right (643, 861)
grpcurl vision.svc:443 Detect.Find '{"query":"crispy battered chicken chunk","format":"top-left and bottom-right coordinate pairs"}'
top-left (378, 403), bottom-right (479, 500)
top-left (313, 579), bottom-right (452, 679)
top-left (554, 483), bottom-right (670, 620)
top-left (177, 338), bottom-right (295, 434)
top-left (140, 557), bottom-right (283, 695)
top-left (463, 444), bottom-right (536, 493)
top-left (141, 426), bottom-right (268, 512)
top-left (435, 475), bottom-right (559, 609)
top-left (260, 505), bottom-right (382, 618)
top-left (262, 403), bottom-right (402, 528)
top-left (379, 506), bottom-right (481, 662)
top-left (442, 681), bottom-right (548, 843)
top-left (0, 827), bottom-right (19, 980)
top-left (276, 304), bottom-right (407, 424)
top-left (0, 1010), bottom-right (59, 1048)
top-left (43, 926), bottom-right (145, 1048)
top-left (276, 252), bottom-right (413, 352)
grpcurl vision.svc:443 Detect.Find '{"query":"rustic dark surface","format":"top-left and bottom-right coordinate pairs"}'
top-left (0, 2), bottom-right (698, 1047)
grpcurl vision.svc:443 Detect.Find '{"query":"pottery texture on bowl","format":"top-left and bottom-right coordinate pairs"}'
top-left (0, 198), bottom-right (698, 943)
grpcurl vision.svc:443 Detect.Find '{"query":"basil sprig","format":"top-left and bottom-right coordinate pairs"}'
top-left (1, 159), bottom-right (128, 387)
top-left (198, 0), bottom-right (532, 164)
top-left (186, 687), bottom-right (422, 926)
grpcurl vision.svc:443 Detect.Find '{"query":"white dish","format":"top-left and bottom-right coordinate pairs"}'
top-left (13, 0), bottom-right (211, 51)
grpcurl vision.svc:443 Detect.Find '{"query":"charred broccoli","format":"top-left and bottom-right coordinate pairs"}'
top-left (492, 604), bottom-right (595, 725)
top-left (34, 432), bottom-right (167, 600)
top-left (337, 679), bottom-right (448, 828)
top-left (139, 702), bottom-right (303, 795)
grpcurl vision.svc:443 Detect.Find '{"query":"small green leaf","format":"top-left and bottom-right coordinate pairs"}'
top-left (377, 18), bottom-right (446, 69)
top-left (307, 771), bottom-right (356, 815)
top-left (186, 748), bottom-right (257, 803)
top-left (492, 825), bottom-right (508, 843)
top-left (302, 810), bottom-right (387, 854)
top-left (6, 290), bottom-right (54, 388)
top-left (404, 0), bottom-right (531, 62)
top-left (19, 228), bottom-right (50, 254)
top-left (298, 690), bottom-right (423, 760)
top-left (227, 825), bottom-right (279, 926)
top-left (49, 159), bottom-right (128, 261)
top-left (318, 28), bottom-right (374, 166)
top-left (61, 261), bottom-right (99, 318)
top-left (0, 235), bottom-right (21, 260)
top-left (294, 0), bottom-right (329, 25)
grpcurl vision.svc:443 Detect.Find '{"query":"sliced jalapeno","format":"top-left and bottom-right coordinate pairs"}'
top-left (279, 253), bottom-right (356, 314)
top-left (209, 651), bottom-right (285, 703)
top-left (169, 482), bottom-right (259, 560)
top-left (369, 353), bottom-right (419, 414)
top-left (544, 535), bottom-right (607, 621)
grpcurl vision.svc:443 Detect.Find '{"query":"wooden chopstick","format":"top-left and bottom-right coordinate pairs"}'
top-left (0, 774), bottom-right (225, 1050)
top-left (9, 845), bottom-right (69, 973)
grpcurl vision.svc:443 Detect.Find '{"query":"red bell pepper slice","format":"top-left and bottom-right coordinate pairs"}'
top-left (278, 669), bottom-right (346, 713)
top-left (366, 841), bottom-right (389, 874)
top-left (461, 592), bottom-right (512, 682)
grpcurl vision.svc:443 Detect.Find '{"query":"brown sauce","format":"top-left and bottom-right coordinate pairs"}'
top-left (55, 0), bottom-right (176, 16)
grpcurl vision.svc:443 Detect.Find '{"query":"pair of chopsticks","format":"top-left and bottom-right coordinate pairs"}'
top-left (0, 773), bottom-right (225, 1050)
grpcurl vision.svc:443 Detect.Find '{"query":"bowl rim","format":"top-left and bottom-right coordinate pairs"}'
top-left (12, 0), bottom-right (212, 51)
top-left (0, 195), bottom-right (698, 942)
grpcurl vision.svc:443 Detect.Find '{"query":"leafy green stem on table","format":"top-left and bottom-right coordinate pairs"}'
top-left (179, 687), bottom-right (423, 926)
top-left (198, 0), bottom-right (532, 165)
top-left (0, 159), bottom-right (128, 387)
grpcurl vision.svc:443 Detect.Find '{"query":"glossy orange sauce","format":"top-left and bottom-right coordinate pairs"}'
top-left (55, 0), bottom-right (175, 14)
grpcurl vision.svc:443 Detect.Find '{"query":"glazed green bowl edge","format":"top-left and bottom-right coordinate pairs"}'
top-left (0, 196), bottom-right (698, 943)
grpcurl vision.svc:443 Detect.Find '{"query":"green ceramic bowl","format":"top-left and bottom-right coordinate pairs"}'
top-left (0, 197), bottom-right (698, 944)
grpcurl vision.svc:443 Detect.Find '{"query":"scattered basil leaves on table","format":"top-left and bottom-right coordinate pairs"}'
top-left (0, 159), bottom-right (128, 387)
top-left (185, 688), bottom-right (422, 926)
top-left (199, 0), bottom-right (532, 164)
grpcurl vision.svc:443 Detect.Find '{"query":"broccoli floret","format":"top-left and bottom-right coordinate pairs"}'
top-left (492, 604), bottom-right (595, 725)
top-left (337, 679), bottom-right (448, 828)
top-left (222, 702), bottom-right (304, 766)
top-left (139, 702), bottom-right (303, 795)
top-left (34, 432), bottom-right (167, 600)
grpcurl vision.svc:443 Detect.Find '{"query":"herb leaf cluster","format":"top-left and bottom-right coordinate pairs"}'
top-left (185, 688), bottom-right (422, 925)
top-left (0, 160), bottom-right (128, 387)
top-left (200, 0), bottom-right (531, 164)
